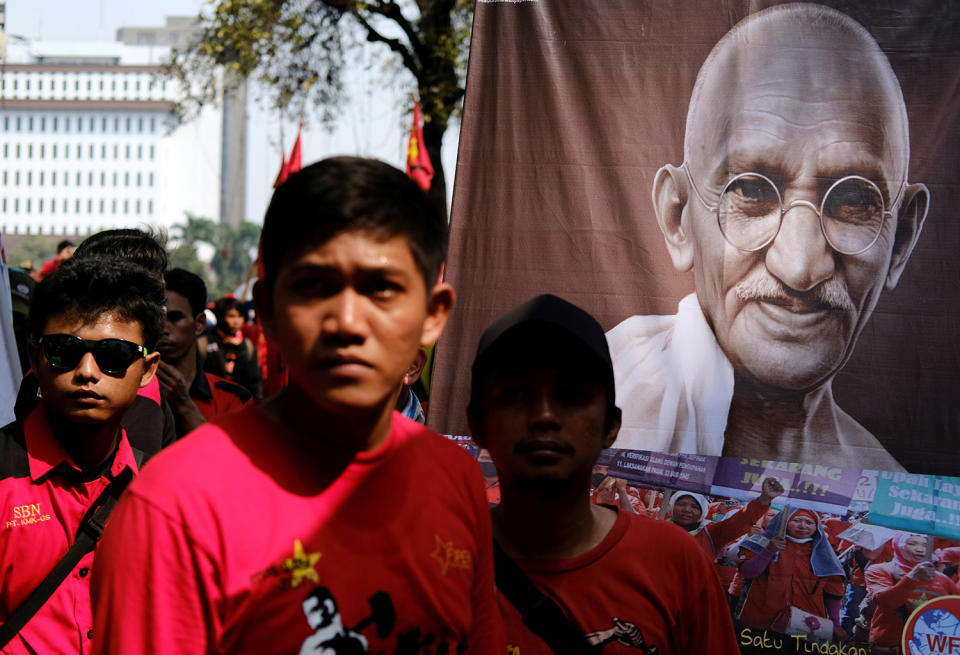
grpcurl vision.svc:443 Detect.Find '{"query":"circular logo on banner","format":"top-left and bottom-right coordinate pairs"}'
top-left (903, 595), bottom-right (960, 655)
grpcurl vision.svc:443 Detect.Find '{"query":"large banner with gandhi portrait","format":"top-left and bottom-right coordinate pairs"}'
top-left (431, 0), bottom-right (960, 652)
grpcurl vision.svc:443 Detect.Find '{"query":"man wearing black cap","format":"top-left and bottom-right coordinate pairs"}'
top-left (468, 295), bottom-right (738, 655)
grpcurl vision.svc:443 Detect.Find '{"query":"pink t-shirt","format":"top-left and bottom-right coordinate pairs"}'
top-left (90, 405), bottom-right (504, 654)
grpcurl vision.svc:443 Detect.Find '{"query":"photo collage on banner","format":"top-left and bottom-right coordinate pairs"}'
top-left (430, 1), bottom-right (960, 653)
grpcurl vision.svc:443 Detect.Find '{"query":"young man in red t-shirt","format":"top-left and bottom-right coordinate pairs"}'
top-left (0, 258), bottom-right (163, 653)
top-left (155, 268), bottom-right (251, 437)
top-left (91, 157), bottom-right (504, 654)
top-left (468, 294), bottom-right (739, 654)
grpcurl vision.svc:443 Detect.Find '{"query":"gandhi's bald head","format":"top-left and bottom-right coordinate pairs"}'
top-left (653, 3), bottom-right (929, 395)
top-left (685, 3), bottom-right (910, 195)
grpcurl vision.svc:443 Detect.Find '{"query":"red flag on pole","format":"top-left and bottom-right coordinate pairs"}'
top-left (272, 150), bottom-right (289, 189)
top-left (406, 101), bottom-right (434, 191)
top-left (288, 123), bottom-right (303, 176)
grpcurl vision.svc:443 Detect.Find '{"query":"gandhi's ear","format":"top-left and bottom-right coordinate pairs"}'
top-left (886, 182), bottom-right (929, 289)
top-left (653, 164), bottom-right (694, 273)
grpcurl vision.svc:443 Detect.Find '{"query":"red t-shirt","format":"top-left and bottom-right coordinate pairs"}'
top-left (90, 406), bottom-right (505, 654)
top-left (0, 407), bottom-right (140, 654)
top-left (866, 560), bottom-right (960, 648)
top-left (190, 371), bottom-right (251, 424)
top-left (497, 510), bottom-right (739, 655)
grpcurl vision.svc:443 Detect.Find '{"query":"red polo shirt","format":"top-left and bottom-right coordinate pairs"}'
top-left (190, 370), bottom-right (251, 424)
top-left (0, 407), bottom-right (139, 654)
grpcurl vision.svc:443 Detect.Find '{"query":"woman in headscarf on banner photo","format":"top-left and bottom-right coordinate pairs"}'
top-left (735, 508), bottom-right (847, 641)
top-left (864, 532), bottom-right (960, 652)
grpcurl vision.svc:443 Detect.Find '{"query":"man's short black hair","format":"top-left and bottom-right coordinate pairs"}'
top-left (260, 156), bottom-right (448, 290)
top-left (56, 240), bottom-right (74, 253)
top-left (164, 268), bottom-right (207, 317)
top-left (75, 228), bottom-right (167, 278)
top-left (213, 297), bottom-right (244, 327)
top-left (30, 257), bottom-right (166, 350)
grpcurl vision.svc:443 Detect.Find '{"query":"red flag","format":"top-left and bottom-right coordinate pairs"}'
top-left (406, 101), bottom-right (434, 191)
top-left (288, 123), bottom-right (303, 175)
top-left (272, 149), bottom-right (289, 189)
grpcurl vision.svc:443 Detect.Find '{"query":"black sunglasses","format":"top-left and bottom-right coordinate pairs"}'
top-left (39, 334), bottom-right (149, 375)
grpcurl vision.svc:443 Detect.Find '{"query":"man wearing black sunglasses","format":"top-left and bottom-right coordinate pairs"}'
top-left (0, 258), bottom-right (163, 653)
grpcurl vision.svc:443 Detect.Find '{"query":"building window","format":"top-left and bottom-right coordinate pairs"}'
top-left (113, 144), bottom-right (118, 159)
top-left (137, 145), bottom-right (142, 159)
top-left (88, 171), bottom-right (93, 186)
top-left (100, 171), bottom-right (105, 186)
top-left (65, 117), bottom-right (71, 131)
top-left (50, 198), bottom-right (55, 214)
top-left (101, 117), bottom-right (107, 131)
top-left (38, 198), bottom-right (43, 213)
top-left (38, 79), bottom-right (43, 91)
top-left (14, 199), bottom-right (19, 213)
top-left (53, 116), bottom-right (58, 132)
top-left (39, 144), bottom-right (45, 159)
top-left (15, 144), bottom-right (20, 159)
top-left (150, 117), bottom-right (156, 133)
top-left (112, 79), bottom-right (116, 91)
top-left (114, 117), bottom-right (119, 131)
top-left (39, 171), bottom-right (44, 186)
top-left (136, 199), bottom-right (141, 214)
top-left (64, 144), bottom-right (69, 159)
top-left (78, 117), bottom-right (83, 133)
top-left (148, 172), bottom-right (154, 187)
top-left (87, 80), bottom-right (92, 91)
top-left (112, 199), bottom-right (117, 214)
top-left (14, 171), bottom-right (19, 185)
top-left (87, 199), bottom-right (93, 213)
top-left (75, 79), bottom-right (80, 91)
top-left (11, 79), bottom-right (17, 91)
top-left (149, 145), bottom-right (155, 160)
top-left (25, 79), bottom-right (30, 91)
top-left (62, 171), bottom-right (67, 186)
top-left (148, 199), bottom-right (153, 215)
top-left (138, 117), bottom-right (143, 132)
top-left (124, 199), bottom-right (129, 214)
top-left (27, 144), bottom-right (33, 159)
top-left (40, 117), bottom-right (46, 131)
top-left (26, 171), bottom-right (32, 186)
top-left (63, 198), bottom-right (68, 212)
top-left (75, 199), bottom-right (80, 212)
top-left (126, 117), bottom-right (132, 132)
top-left (100, 80), bottom-right (105, 91)
top-left (52, 144), bottom-right (57, 159)
top-left (1, 171), bottom-right (5, 184)
top-left (2, 117), bottom-right (7, 131)
top-left (136, 172), bottom-right (142, 187)
top-left (99, 199), bottom-right (105, 213)
top-left (26, 198), bottom-right (31, 213)
top-left (101, 144), bottom-right (106, 158)
top-left (124, 172), bottom-right (129, 187)
top-left (125, 145), bottom-right (131, 160)
top-left (76, 144), bottom-right (82, 159)
top-left (1, 145), bottom-right (6, 158)
top-left (76, 172), bottom-right (81, 186)
top-left (112, 172), bottom-right (118, 186)
top-left (15, 116), bottom-right (21, 131)
top-left (28, 116), bottom-right (33, 131)
top-left (89, 117), bottom-right (95, 131)
top-left (52, 171), bottom-right (57, 185)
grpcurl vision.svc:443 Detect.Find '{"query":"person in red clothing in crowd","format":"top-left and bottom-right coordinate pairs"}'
top-left (155, 269), bottom-right (251, 437)
top-left (205, 296), bottom-right (263, 400)
top-left (38, 240), bottom-right (74, 279)
top-left (667, 478), bottom-right (784, 560)
top-left (865, 532), bottom-right (960, 653)
top-left (90, 156), bottom-right (504, 655)
top-left (468, 294), bottom-right (739, 655)
top-left (736, 508), bottom-right (847, 640)
top-left (0, 257), bottom-right (163, 653)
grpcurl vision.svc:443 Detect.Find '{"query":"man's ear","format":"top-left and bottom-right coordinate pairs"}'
top-left (403, 348), bottom-right (428, 387)
top-left (602, 407), bottom-right (622, 450)
top-left (193, 311), bottom-right (207, 338)
top-left (420, 281), bottom-right (455, 347)
top-left (886, 182), bottom-right (929, 289)
top-left (252, 279), bottom-right (275, 341)
top-left (466, 405), bottom-right (486, 450)
top-left (653, 164), bottom-right (694, 273)
top-left (139, 351), bottom-right (161, 388)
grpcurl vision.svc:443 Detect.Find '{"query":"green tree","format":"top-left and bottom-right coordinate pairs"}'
top-left (166, 0), bottom-right (474, 216)
top-left (5, 235), bottom-right (60, 272)
top-left (168, 214), bottom-right (262, 298)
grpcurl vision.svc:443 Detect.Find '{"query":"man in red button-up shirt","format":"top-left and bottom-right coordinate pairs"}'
top-left (0, 257), bottom-right (163, 653)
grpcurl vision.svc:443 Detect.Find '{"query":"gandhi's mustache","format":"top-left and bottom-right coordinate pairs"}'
top-left (734, 273), bottom-right (856, 312)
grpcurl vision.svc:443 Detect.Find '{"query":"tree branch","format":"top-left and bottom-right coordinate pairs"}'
top-left (351, 11), bottom-right (421, 78)
top-left (363, 2), bottom-right (424, 58)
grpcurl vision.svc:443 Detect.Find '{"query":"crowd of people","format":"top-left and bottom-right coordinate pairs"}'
top-left (0, 154), bottom-right (953, 655)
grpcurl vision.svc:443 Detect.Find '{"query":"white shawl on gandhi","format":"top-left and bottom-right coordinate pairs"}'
top-left (606, 294), bottom-right (733, 455)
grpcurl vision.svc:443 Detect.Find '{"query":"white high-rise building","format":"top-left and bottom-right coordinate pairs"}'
top-left (0, 23), bottom-right (224, 236)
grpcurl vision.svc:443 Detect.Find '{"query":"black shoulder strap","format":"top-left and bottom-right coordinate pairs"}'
top-left (0, 466), bottom-right (134, 648)
top-left (493, 540), bottom-right (589, 655)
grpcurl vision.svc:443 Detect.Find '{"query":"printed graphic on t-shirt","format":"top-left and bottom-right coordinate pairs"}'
top-left (430, 534), bottom-right (472, 575)
top-left (298, 586), bottom-right (467, 655)
top-left (585, 617), bottom-right (659, 653)
top-left (285, 539), bottom-right (322, 588)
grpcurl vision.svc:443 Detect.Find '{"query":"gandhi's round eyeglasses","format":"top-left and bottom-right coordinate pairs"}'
top-left (682, 164), bottom-right (897, 255)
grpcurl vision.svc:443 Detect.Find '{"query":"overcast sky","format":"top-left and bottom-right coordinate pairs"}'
top-left (5, 0), bottom-right (460, 223)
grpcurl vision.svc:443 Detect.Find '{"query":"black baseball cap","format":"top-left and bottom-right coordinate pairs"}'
top-left (469, 294), bottom-right (616, 411)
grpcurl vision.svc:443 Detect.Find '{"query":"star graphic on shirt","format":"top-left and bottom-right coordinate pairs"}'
top-left (282, 539), bottom-right (321, 588)
top-left (430, 535), bottom-right (472, 576)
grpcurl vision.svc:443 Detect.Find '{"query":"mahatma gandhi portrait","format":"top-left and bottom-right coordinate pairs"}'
top-left (607, 3), bottom-right (929, 471)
